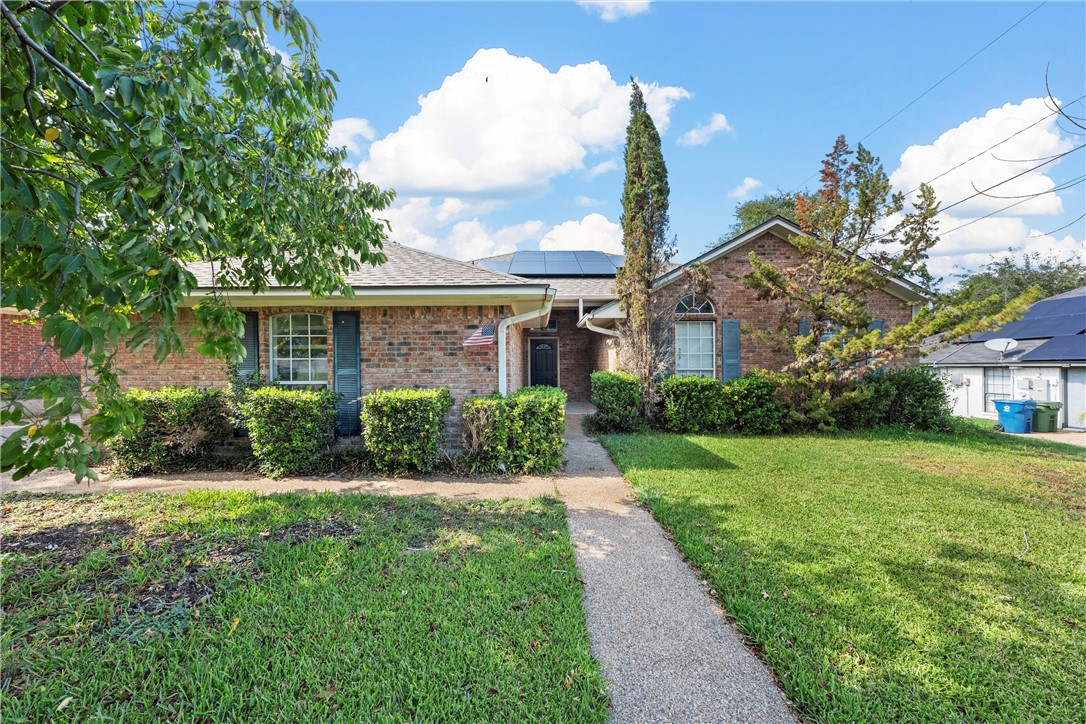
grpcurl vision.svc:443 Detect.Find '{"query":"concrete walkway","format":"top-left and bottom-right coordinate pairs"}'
top-left (558, 407), bottom-right (795, 723)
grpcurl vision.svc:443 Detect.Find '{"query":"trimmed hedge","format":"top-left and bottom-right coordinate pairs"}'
top-left (240, 386), bottom-right (337, 477)
top-left (586, 371), bottom-right (644, 433)
top-left (831, 366), bottom-right (951, 431)
top-left (720, 374), bottom-right (789, 435)
top-left (109, 387), bottom-right (232, 476)
top-left (361, 388), bottom-right (453, 473)
top-left (462, 386), bottom-right (567, 474)
top-left (659, 373), bottom-right (788, 434)
top-left (659, 376), bottom-right (728, 433)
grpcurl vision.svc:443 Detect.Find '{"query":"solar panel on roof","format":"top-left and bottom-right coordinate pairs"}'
top-left (973, 314), bottom-right (1086, 341)
top-left (579, 262), bottom-right (618, 275)
top-left (545, 260), bottom-right (583, 275)
top-left (514, 250), bottom-right (545, 259)
top-left (509, 261), bottom-right (547, 275)
top-left (1019, 334), bottom-right (1086, 362)
top-left (1023, 295), bottom-right (1086, 319)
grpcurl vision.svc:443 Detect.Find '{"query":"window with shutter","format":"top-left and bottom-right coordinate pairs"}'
top-left (238, 311), bottom-right (259, 379)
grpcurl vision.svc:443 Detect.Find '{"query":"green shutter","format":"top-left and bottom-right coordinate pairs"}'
top-left (798, 318), bottom-right (810, 337)
top-left (239, 311), bottom-right (259, 377)
top-left (333, 311), bottom-right (361, 436)
top-left (868, 318), bottom-right (885, 336)
top-left (721, 319), bottom-right (741, 382)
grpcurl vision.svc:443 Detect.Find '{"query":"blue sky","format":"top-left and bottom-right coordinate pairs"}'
top-left (285, 1), bottom-right (1085, 282)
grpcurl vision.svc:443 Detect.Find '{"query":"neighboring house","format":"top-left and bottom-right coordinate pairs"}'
top-left (1, 216), bottom-right (930, 440)
top-left (924, 286), bottom-right (1086, 430)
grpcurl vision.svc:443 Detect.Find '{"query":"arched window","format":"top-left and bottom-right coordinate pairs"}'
top-left (270, 313), bottom-right (329, 388)
top-left (675, 294), bottom-right (715, 315)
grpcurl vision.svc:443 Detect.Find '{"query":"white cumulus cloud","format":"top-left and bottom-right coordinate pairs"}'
top-left (328, 117), bottom-right (376, 156)
top-left (447, 219), bottom-right (546, 260)
top-left (357, 48), bottom-right (689, 196)
top-left (677, 112), bottom-right (733, 147)
top-left (575, 195), bottom-right (605, 207)
top-left (727, 177), bottom-right (763, 201)
top-left (587, 159), bottom-right (619, 179)
top-left (576, 0), bottom-right (651, 22)
top-left (889, 97), bottom-right (1084, 282)
top-left (891, 98), bottom-right (1073, 217)
top-left (539, 213), bottom-right (623, 254)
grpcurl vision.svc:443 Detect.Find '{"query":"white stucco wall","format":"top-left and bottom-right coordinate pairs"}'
top-left (934, 365), bottom-right (1075, 427)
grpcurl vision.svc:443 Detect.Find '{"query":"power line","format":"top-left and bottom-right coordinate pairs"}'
top-left (1026, 211), bottom-right (1086, 238)
top-left (940, 176), bottom-right (1085, 237)
top-left (786, 1), bottom-right (1049, 194)
top-left (940, 144), bottom-right (1084, 214)
top-left (857, 1), bottom-right (1049, 146)
top-left (903, 96), bottom-right (1084, 196)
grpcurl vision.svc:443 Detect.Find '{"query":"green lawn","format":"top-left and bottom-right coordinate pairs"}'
top-left (1, 491), bottom-right (608, 722)
top-left (601, 423), bottom-right (1086, 722)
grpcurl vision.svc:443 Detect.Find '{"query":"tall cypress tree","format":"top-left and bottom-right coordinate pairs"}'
top-left (615, 80), bottom-right (673, 415)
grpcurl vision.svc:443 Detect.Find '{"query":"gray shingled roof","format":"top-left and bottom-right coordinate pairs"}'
top-left (546, 277), bottom-right (616, 299)
top-left (924, 338), bottom-right (1047, 366)
top-left (186, 243), bottom-right (538, 289)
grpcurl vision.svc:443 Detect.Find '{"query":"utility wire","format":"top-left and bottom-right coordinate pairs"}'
top-left (786, 1), bottom-right (1049, 194)
top-left (858, 1), bottom-right (1049, 146)
top-left (940, 144), bottom-right (1083, 214)
top-left (940, 176), bottom-right (1085, 237)
top-left (1026, 211), bottom-right (1086, 238)
top-left (903, 95), bottom-right (1084, 196)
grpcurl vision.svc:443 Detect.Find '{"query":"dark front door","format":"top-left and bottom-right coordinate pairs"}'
top-left (529, 339), bottom-right (558, 387)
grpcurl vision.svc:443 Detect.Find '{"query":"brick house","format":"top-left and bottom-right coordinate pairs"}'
top-left (1, 216), bottom-right (927, 438)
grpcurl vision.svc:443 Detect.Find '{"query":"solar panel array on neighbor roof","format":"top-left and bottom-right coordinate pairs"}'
top-left (1019, 334), bottom-right (1086, 362)
top-left (475, 251), bottom-right (623, 277)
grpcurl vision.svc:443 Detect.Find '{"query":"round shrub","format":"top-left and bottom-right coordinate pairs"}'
top-left (109, 387), bottom-right (232, 476)
top-left (588, 371), bottom-right (644, 433)
top-left (361, 387), bottom-right (453, 473)
top-left (658, 375), bottom-right (728, 433)
top-left (720, 373), bottom-right (789, 434)
top-left (240, 386), bottom-right (337, 477)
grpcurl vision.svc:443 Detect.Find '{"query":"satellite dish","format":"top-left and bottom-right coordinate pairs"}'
top-left (984, 337), bottom-right (1018, 363)
top-left (984, 338), bottom-right (1019, 352)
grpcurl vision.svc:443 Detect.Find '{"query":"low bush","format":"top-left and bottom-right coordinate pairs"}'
top-left (866, 366), bottom-right (952, 431)
top-left (720, 373), bottom-right (789, 434)
top-left (109, 387), bottom-right (232, 476)
top-left (819, 366), bottom-right (952, 432)
top-left (462, 386), bottom-right (566, 474)
top-left (587, 371), bottom-right (644, 433)
top-left (659, 375), bottom-right (728, 433)
top-left (361, 387), bottom-right (453, 473)
top-left (240, 386), bottom-right (337, 477)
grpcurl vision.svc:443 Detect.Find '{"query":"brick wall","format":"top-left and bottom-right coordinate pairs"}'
top-left (114, 309), bottom-right (231, 390)
top-left (656, 231), bottom-right (915, 375)
top-left (522, 309), bottom-right (600, 401)
top-left (115, 304), bottom-right (513, 446)
top-left (1, 313), bottom-right (85, 379)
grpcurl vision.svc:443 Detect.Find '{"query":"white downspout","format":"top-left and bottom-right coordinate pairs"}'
top-left (497, 291), bottom-right (555, 395)
top-left (584, 316), bottom-right (620, 338)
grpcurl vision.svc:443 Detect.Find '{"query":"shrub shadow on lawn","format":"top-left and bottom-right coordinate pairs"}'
top-left (604, 433), bottom-right (739, 472)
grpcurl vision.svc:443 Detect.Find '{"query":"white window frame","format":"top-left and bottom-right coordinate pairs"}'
top-left (270, 313), bottom-right (329, 388)
top-left (983, 367), bottom-right (1011, 412)
top-left (675, 294), bottom-right (715, 316)
top-left (675, 321), bottom-right (716, 378)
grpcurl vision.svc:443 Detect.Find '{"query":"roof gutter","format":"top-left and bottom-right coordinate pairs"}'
top-left (497, 290), bottom-right (555, 395)
top-left (583, 315), bottom-right (620, 338)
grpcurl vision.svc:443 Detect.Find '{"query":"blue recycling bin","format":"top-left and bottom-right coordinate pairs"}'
top-left (993, 399), bottom-right (1037, 434)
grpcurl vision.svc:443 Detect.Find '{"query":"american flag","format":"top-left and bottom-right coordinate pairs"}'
top-left (463, 324), bottom-right (496, 347)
